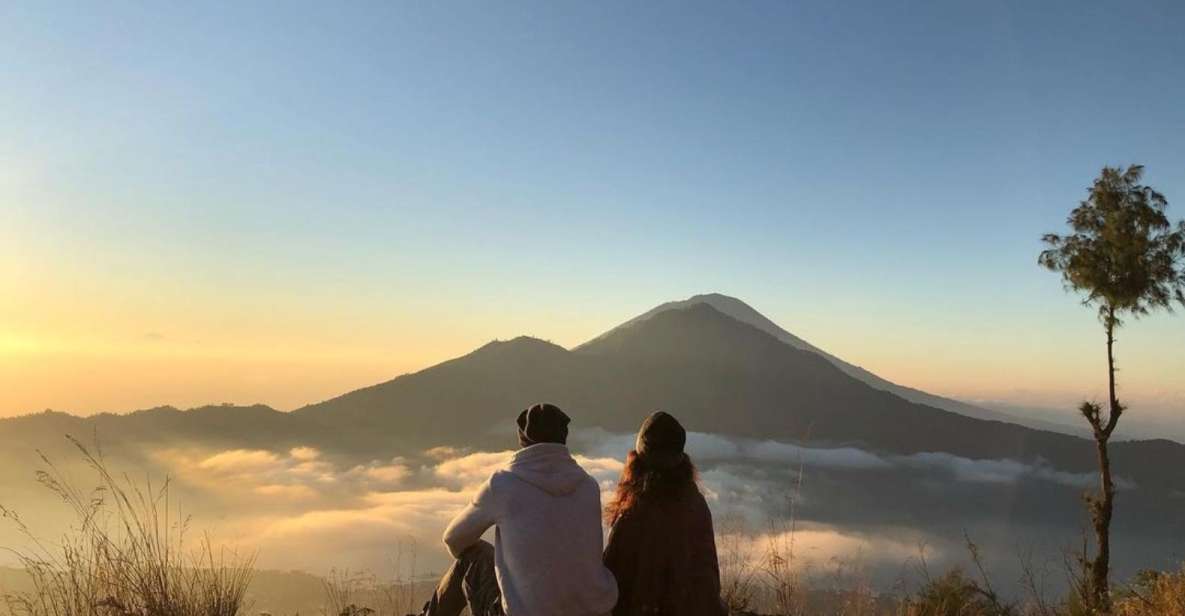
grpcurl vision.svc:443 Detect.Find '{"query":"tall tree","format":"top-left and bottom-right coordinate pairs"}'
top-left (1039, 164), bottom-right (1185, 611)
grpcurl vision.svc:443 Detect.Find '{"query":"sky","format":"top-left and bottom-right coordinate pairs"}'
top-left (2, 1), bottom-right (1183, 421)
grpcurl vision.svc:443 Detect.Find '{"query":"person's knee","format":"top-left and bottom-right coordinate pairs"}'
top-left (459, 539), bottom-right (500, 614)
top-left (458, 539), bottom-right (493, 561)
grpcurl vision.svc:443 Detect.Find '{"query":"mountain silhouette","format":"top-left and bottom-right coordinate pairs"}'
top-left (2, 296), bottom-right (1182, 492)
top-left (581, 293), bottom-right (1084, 435)
top-left (279, 300), bottom-right (1182, 492)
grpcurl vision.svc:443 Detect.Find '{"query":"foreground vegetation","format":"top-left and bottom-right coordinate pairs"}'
top-left (2, 442), bottom-right (1182, 616)
top-left (0, 438), bottom-right (254, 616)
top-left (713, 525), bottom-right (1185, 616)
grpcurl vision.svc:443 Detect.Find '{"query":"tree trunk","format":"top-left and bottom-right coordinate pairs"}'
top-left (1088, 312), bottom-right (1119, 612)
top-left (1090, 434), bottom-right (1113, 611)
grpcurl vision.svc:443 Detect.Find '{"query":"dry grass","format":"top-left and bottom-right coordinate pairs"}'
top-left (1113, 567), bottom-right (1185, 616)
top-left (895, 568), bottom-right (1015, 616)
top-left (0, 436), bottom-right (254, 616)
top-left (761, 459), bottom-right (809, 616)
top-left (717, 513), bottom-right (760, 614)
top-left (319, 541), bottom-right (426, 616)
top-left (821, 553), bottom-right (879, 616)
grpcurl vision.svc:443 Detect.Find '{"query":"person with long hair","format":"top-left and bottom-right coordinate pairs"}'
top-left (603, 411), bottom-right (727, 616)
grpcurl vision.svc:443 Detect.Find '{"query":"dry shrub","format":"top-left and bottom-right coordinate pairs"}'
top-left (894, 537), bottom-right (1016, 616)
top-left (897, 569), bottom-right (1006, 616)
top-left (1113, 567), bottom-right (1185, 616)
top-left (0, 437), bottom-right (254, 616)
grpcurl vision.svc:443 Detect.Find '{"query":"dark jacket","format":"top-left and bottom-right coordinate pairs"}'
top-left (603, 489), bottom-right (727, 616)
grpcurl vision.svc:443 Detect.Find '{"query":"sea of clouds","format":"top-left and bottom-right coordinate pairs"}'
top-left (4, 425), bottom-right (1151, 598)
top-left (38, 429), bottom-right (1104, 578)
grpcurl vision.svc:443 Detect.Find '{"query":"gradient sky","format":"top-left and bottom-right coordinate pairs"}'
top-left (2, 1), bottom-right (1183, 421)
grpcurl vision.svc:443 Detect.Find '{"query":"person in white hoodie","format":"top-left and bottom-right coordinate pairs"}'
top-left (416, 403), bottom-right (619, 616)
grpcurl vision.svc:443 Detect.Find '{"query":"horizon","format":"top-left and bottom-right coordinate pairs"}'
top-left (3, 289), bottom-right (1183, 422)
top-left (3, 2), bottom-right (1184, 421)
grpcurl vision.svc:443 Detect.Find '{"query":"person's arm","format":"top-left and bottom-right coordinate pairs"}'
top-left (691, 495), bottom-right (727, 616)
top-left (442, 480), bottom-right (497, 558)
top-left (602, 514), bottom-right (634, 573)
top-left (602, 512), bottom-right (641, 615)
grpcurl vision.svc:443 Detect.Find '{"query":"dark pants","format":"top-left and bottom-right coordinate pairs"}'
top-left (420, 540), bottom-right (504, 616)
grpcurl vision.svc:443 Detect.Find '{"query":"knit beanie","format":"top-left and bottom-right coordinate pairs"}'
top-left (635, 411), bottom-right (687, 469)
top-left (517, 403), bottom-right (570, 447)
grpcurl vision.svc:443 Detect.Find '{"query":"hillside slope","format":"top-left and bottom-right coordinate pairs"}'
top-left (581, 293), bottom-right (1085, 435)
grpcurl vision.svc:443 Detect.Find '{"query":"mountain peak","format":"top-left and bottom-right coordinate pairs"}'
top-left (686, 292), bottom-right (744, 303)
top-left (576, 292), bottom-right (811, 351)
top-left (579, 293), bottom-right (1082, 435)
top-left (474, 335), bottom-right (567, 357)
top-left (576, 301), bottom-right (802, 361)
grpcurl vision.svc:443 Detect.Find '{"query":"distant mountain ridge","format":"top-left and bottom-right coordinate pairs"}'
top-left (2, 294), bottom-right (1182, 492)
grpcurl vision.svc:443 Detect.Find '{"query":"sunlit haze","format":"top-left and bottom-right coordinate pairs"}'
top-left (3, 2), bottom-right (1183, 421)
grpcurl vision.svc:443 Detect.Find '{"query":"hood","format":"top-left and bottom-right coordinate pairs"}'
top-left (506, 443), bottom-right (590, 496)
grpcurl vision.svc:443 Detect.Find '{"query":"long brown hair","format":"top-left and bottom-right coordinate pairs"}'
top-left (604, 449), bottom-right (700, 525)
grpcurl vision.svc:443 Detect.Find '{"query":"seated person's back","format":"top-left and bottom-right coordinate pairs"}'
top-left (447, 441), bottom-right (618, 614)
top-left (603, 411), bottom-right (727, 616)
top-left (422, 403), bottom-right (619, 616)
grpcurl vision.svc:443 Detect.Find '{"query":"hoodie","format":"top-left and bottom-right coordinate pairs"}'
top-left (442, 443), bottom-right (619, 616)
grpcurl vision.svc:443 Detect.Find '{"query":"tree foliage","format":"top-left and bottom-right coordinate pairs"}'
top-left (1039, 164), bottom-right (1185, 328)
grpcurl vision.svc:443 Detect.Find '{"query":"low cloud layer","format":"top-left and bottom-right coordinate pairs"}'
top-left (153, 446), bottom-right (415, 507)
top-left (135, 446), bottom-right (625, 572)
top-left (574, 429), bottom-right (1118, 490)
top-left (155, 433), bottom-right (1111, 573)
top-left (0, 430), bottom-right (1142, 586)
top-left (899, 451), bottom-right (1128, 489)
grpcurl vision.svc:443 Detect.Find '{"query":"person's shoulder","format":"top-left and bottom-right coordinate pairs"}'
top-left (668, 487), bottom-right (711, 518)
top-left (579, 469), bottom-right (605, 495)
top-left (688, 488), bottom-right (716, 527)
top-left (486, 468), bottom-right (514, 490)
top-left (471, 469), bottom-right (516, 504)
